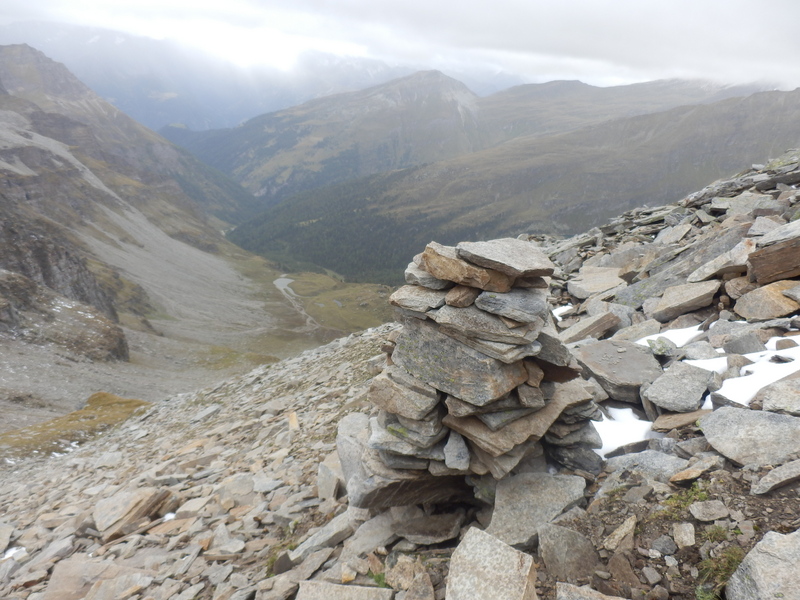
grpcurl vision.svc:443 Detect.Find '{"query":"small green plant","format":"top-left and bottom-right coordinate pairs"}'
top-left (695, 584), bottom-right (718, 600)
top-left (698, 545), bottom-right (746, 596)
top-left (368, 571), bottom-right (390, 588)
top-left (657, 482), bottom-right (709, 520)
top-left (701, 525), bottom-right (729, 543)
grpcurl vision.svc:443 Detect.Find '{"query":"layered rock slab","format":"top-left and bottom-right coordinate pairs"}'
top-left (701, 407), bottom-right (800, 466)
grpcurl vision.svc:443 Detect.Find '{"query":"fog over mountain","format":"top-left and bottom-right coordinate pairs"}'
top-left (0, 21), bottom-right (523, 131)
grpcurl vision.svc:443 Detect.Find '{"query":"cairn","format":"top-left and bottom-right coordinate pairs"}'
top-left (338, 238), bottom-right (605, 509)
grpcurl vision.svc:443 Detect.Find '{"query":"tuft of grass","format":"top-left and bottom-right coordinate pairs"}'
top-left (701, 525), bottom-right (729, 544)
top-left (368, 571), bottom-right (391, 589)
top-left (698, 545), bottom-right (746, 596)
top-left (656, 482), bottom-right (709, 521)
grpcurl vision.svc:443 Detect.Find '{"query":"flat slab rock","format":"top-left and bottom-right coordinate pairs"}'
top-left (572, 340), bottom-right (662, 403)
top-left (734, 280), bottom-right (800, 321)
top-left (726, 529), bottom-right (800, 600)
top-left (296, 581), bottom-right (394, 600)
top-left (486, 472), bottom-right (586, 548)
top-left (447, 527), bottom-right (537, 600)
top-left (751, 458), bottom-right (800, 495)
top-left (456, 237), bottom-right (555, 278)
top-left (567, 266), bottom-right (626, 300)
top-left (420, 242), bottom-right (514, 292)
top-left (556, 583), bottom-right (627, 600)
top-left (647, 280), bottom-right (721, 323)
top-left (392, 318), bottom-right (528, 406)
top-left (701, 406), bottom-right (800, 466)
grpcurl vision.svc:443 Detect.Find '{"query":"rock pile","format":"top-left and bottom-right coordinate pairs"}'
top-left (341, 238), bottom-right (608, 513)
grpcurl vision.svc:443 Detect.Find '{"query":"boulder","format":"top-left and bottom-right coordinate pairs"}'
top-left (447, 527), bottom-right (538, 600)
top-left (641, 361), bottom-right (711, 413)
top-left (686, 239), bottom-right (756, 282)
top-left (572, 340), bottom-right (662, 403)
top-left (486, 472), bottom-right (585, 548)
top-left (538, 524), bottom-right (599, 581)
top-left (567, 267), bottom-right (626, 300)
top-left (758, 378), bottom-right (800, 416)
top-left (558, 312), bottom-right (621, 344)
top-left (726, 529), bottom-right (800, 600)
top-left (734, 280), bottom-right (800, 321)
top-left (701, 407), bottom-right (800, 466)
top-left (751, 459), bottom-right (800, 495)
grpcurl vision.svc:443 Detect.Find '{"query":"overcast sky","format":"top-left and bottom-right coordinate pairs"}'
top-left (3, 0), bottom-right (800, 88)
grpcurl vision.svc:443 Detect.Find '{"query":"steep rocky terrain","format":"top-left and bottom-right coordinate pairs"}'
top-left (0, 44), bottom-right (366, 432)
top-left (2, 154), bottom-right (799, 600)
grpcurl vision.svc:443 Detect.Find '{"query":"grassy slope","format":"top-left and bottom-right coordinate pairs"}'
top-left (230, 88), bottom-right (800, 284)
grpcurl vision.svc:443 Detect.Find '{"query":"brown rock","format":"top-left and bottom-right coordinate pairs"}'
top-left (445, 285), bottom-right (481, 307)
top-left (648, 281), bottom-right (721, 323)
top-left (558, 312), bottom-right (621, 344)
top-left (420, 242), bottom-right (514, 292)
top-left (734, 280), bottom-right (800, 321)
top-left (651, 409), bottom-right (711, 432)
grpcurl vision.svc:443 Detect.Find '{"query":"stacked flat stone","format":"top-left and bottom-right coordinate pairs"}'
top-left (359, 238), bottom-right (604, 495)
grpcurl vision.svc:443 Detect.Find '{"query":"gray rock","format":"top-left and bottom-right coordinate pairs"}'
top-left (547, 445), bottom-right (604, 474)
top-left (337, 413), bottom-right (470, 509)
top-left (377, 413), bottom-right (447, 449)
top-left (296, 581), bottom-right (394, 600)
top-left (456, 238), bottom-right (555, 278)
top-left (369, 366), bottom-right (440, 420)
top-left (477, 407), bottom-right (537, 431)
top-left (368, 417), bottom-right (447, 457)
top-left (486, 472), bottom-right (585, 548)
top-left (585, 298), bottom-right (635, 332)
top-left (611, 318), bottom-right (662, 342)
top-left (447, 527), bottom-right (537, 600)
top-left (567, 267), bottom-right (627, 299)
top-left (726, 529), bottom-right (800, 600)
top-left (751, 459), bottom-right (800, 495)
top-left (394, 511), bottom-right (464, 545)
top-left (759, 378), bottom-right (800, 416)
top-left (538, 523), bottom-right (599, 581)
top-left (672, 522), bottom-right (696, 548)
top-left (641, 361), bottom-right (710, 413)
top-left (647, 281), bottom-right (721, 323)
top-left (556, 583), bottom-right (626, 599)
top-left (474, 287), bottom-right (550, 323)
top-left (701, 407), bottom-right (800, 466)
top-left (783, 283), bottom-right (800, 304)
top-left (443, 431), bottom-right (471, 471)
top-left (683, 341), bottom-right (723, 360)
top-left (689, 500), bottom-right (729, 522)
top-left (722, 331), bottom-right (767, 354)
top-left (288, 512), bottom-right (355, 565)
top-left (573, 340), bottom-right (663, 403)
top-left (431, 304), bottom-right (542, 344)
top-left (405, 261), bottom-right (452, 290)
top-left (604, 450), bottom-right (689, 484)
top-left (544, 421), bottom-right (602, 448)
top-left (437, 326), bottom-right (543, 363)
top-left (392, 318), bottom-right (528, 406)
top-left (651, 535), bottom-right (678, 555)
top-left (536, 329), bottom-right (575, 366)
top-left (389, 285), bottom-right (447, 312)
top-left (686, 239), bottom-right (756, 282)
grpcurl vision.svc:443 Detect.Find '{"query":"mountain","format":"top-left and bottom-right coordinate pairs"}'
top-left (228, 87), bottom-right (800, 284)
top-left (164, 71), bottom-right (482, 202)
top-left (166, 72), bottom-right (759, 208)
top-left (0, 21), bottom-right (421, 131)
top-left (0, 43), bottom-right (346, 428)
